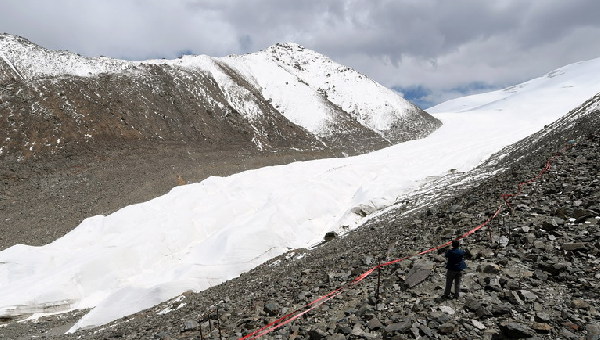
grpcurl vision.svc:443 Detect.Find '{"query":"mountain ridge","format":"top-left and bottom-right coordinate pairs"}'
top-left (0, 34), bottom-right (440, 161)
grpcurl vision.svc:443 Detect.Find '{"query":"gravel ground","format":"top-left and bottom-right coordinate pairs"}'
top-left (0, 141), bottom-right (342, 251)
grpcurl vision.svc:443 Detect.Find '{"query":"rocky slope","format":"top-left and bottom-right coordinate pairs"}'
top-left (0, 34), bottom-right (440, 251)
top-left (3, 97), bottom-right (597, 338)
top-left (0, 34), bottom-right (439, 161)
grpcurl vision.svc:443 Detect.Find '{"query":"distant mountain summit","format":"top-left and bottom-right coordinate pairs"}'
top-left (0, 34), bottom-right (440, 160)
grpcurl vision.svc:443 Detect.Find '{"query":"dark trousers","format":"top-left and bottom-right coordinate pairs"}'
top-left (444, 269), bottom-right (462, 297)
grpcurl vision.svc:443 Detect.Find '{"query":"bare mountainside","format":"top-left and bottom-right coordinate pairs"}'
top-left (0, 34), bottom-right (439, 159)
top-left (0, 34), bottom-right (440, 249)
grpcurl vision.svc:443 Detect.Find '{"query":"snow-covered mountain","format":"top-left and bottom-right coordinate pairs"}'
top-left (1, 47), bottom-right (599, 333)
top-left (428, 57), bottom-right (600, 116)
top-left (0, 34), bottom-right (439, 160)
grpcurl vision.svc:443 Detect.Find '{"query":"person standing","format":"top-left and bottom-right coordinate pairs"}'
top-left (443, 240), bottom-right (468, 299)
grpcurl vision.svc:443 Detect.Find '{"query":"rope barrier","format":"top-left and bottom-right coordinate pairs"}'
top-left (239, 142), bottom-right (574, 339)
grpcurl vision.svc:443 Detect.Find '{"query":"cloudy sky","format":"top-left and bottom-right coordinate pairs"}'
top-left (1, 0), bottom-right (599, 108)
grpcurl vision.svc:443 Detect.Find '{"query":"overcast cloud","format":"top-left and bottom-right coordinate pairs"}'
top-left (1, 0), bottom-right (599, 107)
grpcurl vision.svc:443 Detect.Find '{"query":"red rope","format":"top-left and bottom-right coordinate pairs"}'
top-left (239, 143), bottom-right (574, 339)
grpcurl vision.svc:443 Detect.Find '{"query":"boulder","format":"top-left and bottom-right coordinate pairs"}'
top-left (535, 312), bottom-right (551, 322)
top-left (263, 301), bottom-right (280, 316)
top-left (542, 218), bottom-right (563, 231)
top-left (308, 327), bottom-right (328, 340)
top-left (518, 290), bottom-right (537, 302)
top-left (499, 322), bottom-right (536, 338)
top-left (532, 322), bottom-right (552, 334)
top-left (367, 318), bottom-right (383, 331)
top-left (585, 323), bottom-right (600, 340)
top-left (439, 305), bottom-right (455, 315)
top-left (323, 232), bottom-right (338, 242)
top-left (404, 261), bottom-right (434, 287)
top-left (438, 322), bottom-right (456, 334)
top-left (572, 298), bottom-right (590, 309)
top-left (484, 276), bottom-right (502, 291)
top-left (182, 320), bottom-right (199, 332)
top-left (481, 263), bottom-right (501, 274)
top-left (562, 242), bottom-right (587, 251)
top-left (491, 303), bottom-right (511, 316)
top-left (472, 319), bottom-right (486, 330)
top-left (561, 328), bottom-right (579, 339)
top-left (384, 320), bottom-right (412, 333)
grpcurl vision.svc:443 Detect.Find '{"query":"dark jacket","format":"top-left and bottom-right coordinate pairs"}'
top-left (445, 248), bottom-right (467, 271)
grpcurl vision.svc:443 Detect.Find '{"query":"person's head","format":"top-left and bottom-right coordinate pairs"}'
top-left (452, 240), bottom-right (460, 249)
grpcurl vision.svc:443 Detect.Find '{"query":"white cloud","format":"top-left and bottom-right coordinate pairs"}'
top-left (1, 0), bottom-right (599, 105)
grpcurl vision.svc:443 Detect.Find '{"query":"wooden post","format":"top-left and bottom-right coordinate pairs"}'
top-left (488, 215), bottom-right (494, 244)
top-left (375, 259), bottom-right (382, 308)
top-left (217, 305), bottom-right (223, 340)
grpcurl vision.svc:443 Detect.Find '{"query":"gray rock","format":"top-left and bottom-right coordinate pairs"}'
top-left (586, 323), bottom-right (600, 340)
top-left (439, 305), bottom-right (455, 315)
top-left (438, 322), bottom-right (455, 334)
top-left (351, 324), bottom-right (367, 337)
top-left (518, 290), bottom-right (537, 302)
top-left (308, 328), bottom-right (328, 340)
top-left (572, 298), bottom-right (590, 309)
top-left (476, 305), bottom-right (494, 318)
top-left (410, 324), bottom-right (421, 338)
top-left (542, 218), bottom-right (563, 231)
top-left (472, 319), bottom-right (486, 330)
top-left (562, 242), bottom-right (587, 251)
top-left (484, 276), bottom-right (502, 292)
top-left (384, 320), bottom-right (412, 333)
top-left (418, 323), bottom-right (434, 337)
top-left (363, 255), bottom-right (374, 265)
top-left (155, 331), bottom-right (174, 340)
top-left (538, 261), bottom-right (567, 275)
top-left (404, 260), bottom-right (434, 287)
top-left (499, 322), bottom-right (536, 338)
top-left (264, 301), bottom-right (280, 316)
top-left (481, 263), bottom-right (501, 274)
top-left (334, 324), bottom-right (352, 335)
top-left (327, 334), bottom-right (346, 340)
top-left (323, 231), bottom-right (338, 242)
top-left (533, 269), bottom-right (549, 281)
top-left (182, 320), bottom-right (199, 332)
top-left (367, 318), bottom-right (383, 330)
top-left (561, 328), bottom-right (579, 339)
top-left (508, 291), bottom-right (524, 305)
top-left (465, 296), bottom-right (483, 311)
top-left (535, 312), bottom-right (551, 322)
top-left (531, 322), bottom-right (552, 334)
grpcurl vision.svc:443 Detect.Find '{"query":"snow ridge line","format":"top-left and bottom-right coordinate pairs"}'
top-left (239, 142), bottom-right (575, 340)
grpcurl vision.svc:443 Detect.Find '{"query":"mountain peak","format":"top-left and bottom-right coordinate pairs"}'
top-left (268, 42), bottom-right (306, 51)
